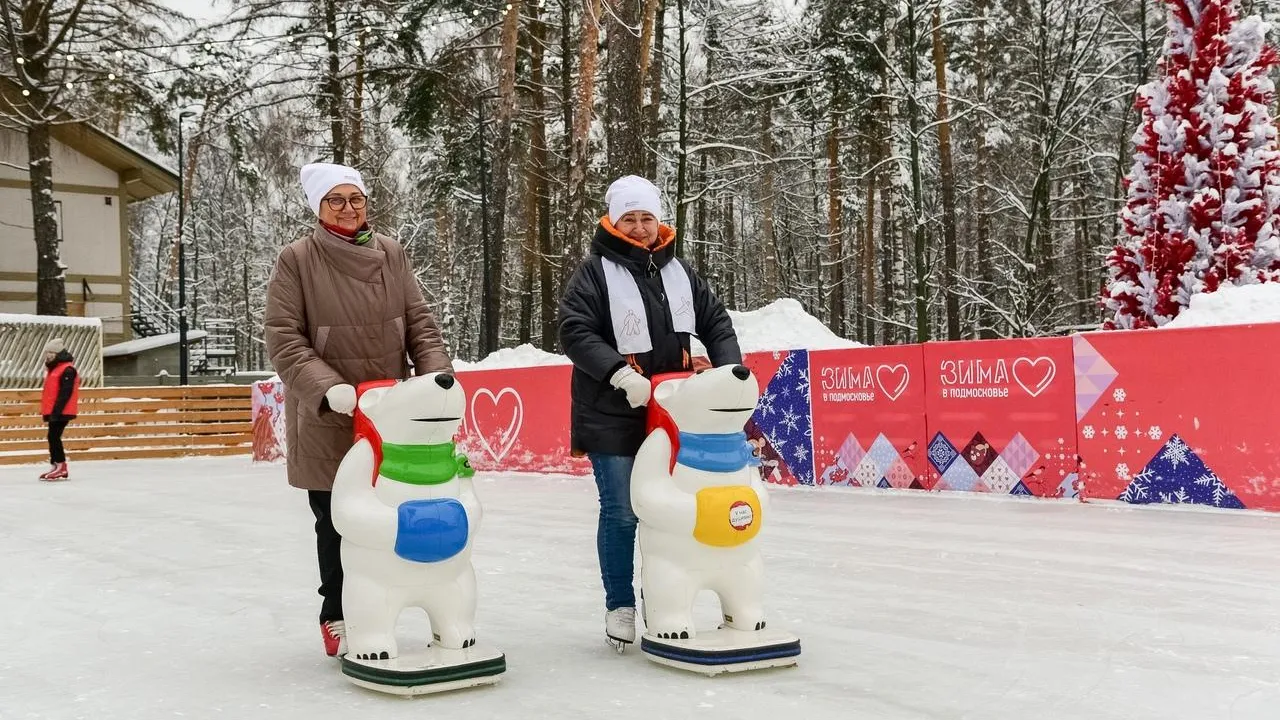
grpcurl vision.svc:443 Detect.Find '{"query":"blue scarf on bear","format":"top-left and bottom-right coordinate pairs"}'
top-left (676, 431), bottom-right (761, 473)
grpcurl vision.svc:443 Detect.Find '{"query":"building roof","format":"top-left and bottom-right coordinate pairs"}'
top-left (0, 77), bottom-right (178, 201)
top-left (52, 123), bottom-right (179, 201)
top-left (103, 330), bottom-right (208, 358)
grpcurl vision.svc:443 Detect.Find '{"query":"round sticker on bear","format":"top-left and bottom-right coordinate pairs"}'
top-left (728, 500), bottom-right (754, 531)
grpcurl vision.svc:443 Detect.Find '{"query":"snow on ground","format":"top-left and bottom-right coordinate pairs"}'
top-left (3, 457), bottom-right (1279, 719)
top-left (1165, 283), bottom-right (1280, 328)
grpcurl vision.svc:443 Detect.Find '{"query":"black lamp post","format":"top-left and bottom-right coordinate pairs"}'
top-left (176, 108), bottom-right (197, 385)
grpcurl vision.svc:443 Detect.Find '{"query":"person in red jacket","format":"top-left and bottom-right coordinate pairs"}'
top-left (39, 338), bottom-right (80, 481)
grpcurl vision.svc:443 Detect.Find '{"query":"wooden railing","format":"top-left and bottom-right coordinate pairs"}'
top-left (0, 385), bottom-right (252, 465)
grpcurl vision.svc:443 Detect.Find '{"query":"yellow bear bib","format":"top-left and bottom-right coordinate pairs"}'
top-left (692, 485), bottom-right (762, 547)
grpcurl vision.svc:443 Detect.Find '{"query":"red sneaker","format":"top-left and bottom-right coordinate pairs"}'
top-left (39, 462), bottom-right (68, 481)
top-left (321, 620), bottom-right (346, 657)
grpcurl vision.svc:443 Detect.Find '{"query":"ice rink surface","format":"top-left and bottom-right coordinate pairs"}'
top-left (3, 457), bottom-right (1278, 720)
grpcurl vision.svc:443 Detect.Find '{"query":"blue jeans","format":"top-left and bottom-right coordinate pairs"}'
top-left (589, 454), bottom-right (638, 611)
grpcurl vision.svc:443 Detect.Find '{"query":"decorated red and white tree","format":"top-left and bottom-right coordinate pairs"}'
top-left (1102, 0), bottom-right (1280, 329)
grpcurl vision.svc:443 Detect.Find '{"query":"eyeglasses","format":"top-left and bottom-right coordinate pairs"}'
top-left (323, 194), bottom-right (367, 211)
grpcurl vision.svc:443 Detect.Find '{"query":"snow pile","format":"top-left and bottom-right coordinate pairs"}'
top-left (453, 344), bottom-right (572, 371)
top-left (725, 298), bottom-right (862, 353)
top-left (452, 299), bottom-right (860, 371)
top-left (1163, 283), bottom-right (1280, 329)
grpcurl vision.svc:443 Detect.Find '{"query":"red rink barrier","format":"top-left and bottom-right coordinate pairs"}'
top-left (808, 345), bottom-right (929, 490)
top-left (922, 338), bottom-right (1080, 498)
top-left (251, 322), bottom-right (1280, 513)
top-left (1072, 324), bottom-right (1280, 511)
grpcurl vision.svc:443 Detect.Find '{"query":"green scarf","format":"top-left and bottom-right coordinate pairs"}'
top-left (378, 441), bottom-right (474, 485)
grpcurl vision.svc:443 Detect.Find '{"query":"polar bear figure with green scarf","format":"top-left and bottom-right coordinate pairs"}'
top-left (331, 372), bottom-right (504, 695)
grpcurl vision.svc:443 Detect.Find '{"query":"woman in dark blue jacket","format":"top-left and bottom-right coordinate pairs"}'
top-left (558, 175), bottom-right (741, 649)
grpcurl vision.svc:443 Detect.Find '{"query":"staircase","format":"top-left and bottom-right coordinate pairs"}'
top-left (129, 275), bottom-right (176, 338)
top-left (192, 318), bottom-right (237, 375)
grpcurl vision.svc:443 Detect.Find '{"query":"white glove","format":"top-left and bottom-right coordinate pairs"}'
top-left (325, 383), bottom-right (357, 415)
top-left (609, 366), bottom-right (651, 409)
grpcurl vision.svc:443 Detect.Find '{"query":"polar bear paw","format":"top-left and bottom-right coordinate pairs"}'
top-left (352, 650), bottom-right (392, 661)
top-left (654, 630), bottom-right (691, 640)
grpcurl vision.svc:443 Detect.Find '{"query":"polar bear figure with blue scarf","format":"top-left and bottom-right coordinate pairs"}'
top-left (631, 364), bottom-right (800, 674)
top-left (330, 372), bottom-right (504, 695)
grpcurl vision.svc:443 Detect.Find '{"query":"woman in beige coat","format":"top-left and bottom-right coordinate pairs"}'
top-left (264, 162), bottom-right (454, 657)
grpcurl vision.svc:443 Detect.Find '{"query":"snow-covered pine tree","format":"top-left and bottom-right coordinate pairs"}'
top-left (1102, 0), bottom-right (1280, 329)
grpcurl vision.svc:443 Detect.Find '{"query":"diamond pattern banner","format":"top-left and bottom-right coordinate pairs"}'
top-left (939, 456), bottom-right (981, 492)
top-left (928, 433), bottom-right (959, 475)
top-left (999, 433), bottom-right (1038, 478)
top-left (980, 457), bottom-right (1019, 494)
top-left (1072, 335), bottom-right (1119, 422)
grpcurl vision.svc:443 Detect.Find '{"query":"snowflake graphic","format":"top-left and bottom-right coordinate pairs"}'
top-left (1113, 388), bottom-right (1127, 402)
top-left (1082, 425), bottom-right (1095, 439)
top-left (780, 408), bottom-right (800, 434)
top-left (1161, 436), bottom-right (1191, 468)
top-left (1120, 470), bottom-right (1151, 502)
top-left (794, 446), bottom-right (809, 463)
top-left (1116, 463), bottom-right (1131, 480)
top-left (1148, 425), bottom-right (1162, 441)
top-left (1115, 425), bottom-right (1128, 440)
top-left (757, 395), bottom-right (775, 418)
top-left (796, 369), bottom-right (810, 395)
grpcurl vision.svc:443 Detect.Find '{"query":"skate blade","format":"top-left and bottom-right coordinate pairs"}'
top-left (341, 645), bottom-right (505, 696)
top-left (640, 627), bottom-right (800, 675)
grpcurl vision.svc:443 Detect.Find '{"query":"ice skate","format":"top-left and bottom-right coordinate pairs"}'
top-left (321, 620), bottom-right (346, 658)
top-left (39, 462), bottom-right (68, 481)
top-left (605, 607), bottom-right (635, 653)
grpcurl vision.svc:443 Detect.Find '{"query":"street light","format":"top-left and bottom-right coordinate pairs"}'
top-left (176, 108), bottom-right (197, 386)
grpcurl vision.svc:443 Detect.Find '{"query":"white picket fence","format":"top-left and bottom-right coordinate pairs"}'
top-left (0, 313), bottom-right (104, 389)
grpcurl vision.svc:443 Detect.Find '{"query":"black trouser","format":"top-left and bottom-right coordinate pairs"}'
top-left (47, 419), bottom-right (69, 464)
top-left (307, 490), bottom-right (344, 623)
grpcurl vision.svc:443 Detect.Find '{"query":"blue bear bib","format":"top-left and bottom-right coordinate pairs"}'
top-left (394, 498), bottom-right (470, 563)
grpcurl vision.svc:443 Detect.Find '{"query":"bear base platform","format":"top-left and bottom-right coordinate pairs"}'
top-left (340, 644), bottom-right (505, 696)
top-left (639, 627), bottom-right (800, 676)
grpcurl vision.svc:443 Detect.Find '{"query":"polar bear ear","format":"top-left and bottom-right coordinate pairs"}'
top-left (653, 377), bottom-right (682, 408)
top-left (357, 386), bottom-right (390, 414)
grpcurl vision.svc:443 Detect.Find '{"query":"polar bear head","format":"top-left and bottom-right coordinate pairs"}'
top-left (652, 364), bottom-right (760, 436)
top-left (357, 373), bottom-right (466, 446)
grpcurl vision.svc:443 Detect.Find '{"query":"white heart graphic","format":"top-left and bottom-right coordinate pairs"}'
top-left (1012, 357), bottom-right (1056, 398)
top-left (468, 387), bottom-right (525, 463)
top-left (875, 364), bottom-right (910, 402)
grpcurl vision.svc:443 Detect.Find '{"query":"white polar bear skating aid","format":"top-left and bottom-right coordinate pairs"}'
top-left (330, 373), bottom-right (505, 696)
top-left (630, 365), bottom-right (801, 675)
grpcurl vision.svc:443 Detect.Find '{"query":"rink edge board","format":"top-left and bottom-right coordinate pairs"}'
top-left (640, 637), bottom-right (801, 665)
top-left (340, 654), bottom-right (506, 687)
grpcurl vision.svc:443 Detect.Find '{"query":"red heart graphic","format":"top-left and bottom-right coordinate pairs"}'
top-left (468, 387), bottom-right (525, 463)
top-left (875, 364), bottom-right (910, 402)
top-left (1012, 357), bottom-right (1057, 398)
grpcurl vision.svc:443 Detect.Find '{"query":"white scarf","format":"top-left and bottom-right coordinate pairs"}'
top-left (601, 257), bottom-right (696, 355)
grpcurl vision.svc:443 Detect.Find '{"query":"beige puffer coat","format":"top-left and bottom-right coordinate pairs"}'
top-left (264, 225), bottom-right (454, 490)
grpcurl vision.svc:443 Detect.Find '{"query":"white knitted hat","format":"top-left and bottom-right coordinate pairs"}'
top-left (300, 162), bottom-right (368, 216)
top-left (605, 175), bottom-right (662, 224)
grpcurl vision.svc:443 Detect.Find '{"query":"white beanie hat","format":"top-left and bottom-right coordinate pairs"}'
top-left (605, 175), bottom-right (662, 224)
top-left (43, 338), bottom-right (64, 354)
top-left (300, 162), bottom-right (368, 216)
